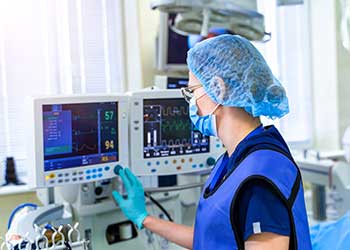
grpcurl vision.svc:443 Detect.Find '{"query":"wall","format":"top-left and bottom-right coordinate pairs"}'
top-left (309, 0), bottom-right (350, 150)
top-left (336, 0), bottom-right (350, 145)
top-left (309, 0), bottom-right (339, 149)
top-left (138, 1), bottom-right (159, 87)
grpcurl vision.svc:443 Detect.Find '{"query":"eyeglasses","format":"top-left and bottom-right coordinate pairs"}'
top-left (181, 84), bottom-right (202, 103)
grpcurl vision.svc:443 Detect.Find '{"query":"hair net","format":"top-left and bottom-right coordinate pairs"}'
top-left (187, 34), bottom-right (289, 119)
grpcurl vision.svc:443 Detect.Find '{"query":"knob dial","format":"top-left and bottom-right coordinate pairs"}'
top-left (206, 157), bottom-right (216, 166)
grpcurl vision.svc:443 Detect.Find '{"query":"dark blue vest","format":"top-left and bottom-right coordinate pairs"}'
top-left (193, 126), bottom-right (312, 250)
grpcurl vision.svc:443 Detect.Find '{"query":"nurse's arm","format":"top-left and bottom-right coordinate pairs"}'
top-left (143, 215), bottom-right (194, 249)
top-left (245, 232), bottom-right (289, 250)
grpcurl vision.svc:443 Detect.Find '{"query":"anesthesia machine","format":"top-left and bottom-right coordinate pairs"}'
top-left (2, 90), bottom-right (223, 250)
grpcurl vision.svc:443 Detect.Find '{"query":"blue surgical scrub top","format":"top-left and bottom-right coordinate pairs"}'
top-left (209, 125), bottom-right (291, 240)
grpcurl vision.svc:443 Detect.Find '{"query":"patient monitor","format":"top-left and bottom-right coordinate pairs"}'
top-left (27, 95), bottom-right (129, 188)
top-left (129, 89), bottom-right (222, 176)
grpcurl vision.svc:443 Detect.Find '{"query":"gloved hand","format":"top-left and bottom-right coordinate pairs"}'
top-left (112, 168), bottom-right (148, 229)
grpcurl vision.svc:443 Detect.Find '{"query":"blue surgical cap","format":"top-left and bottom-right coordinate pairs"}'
top-left (187, 35), bottom-right (289, 119)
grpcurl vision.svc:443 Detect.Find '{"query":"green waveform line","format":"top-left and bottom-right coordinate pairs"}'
top-left (162, 120), bottom-right (191, 132)
top-left (162, 106), bottom-right (188, 116)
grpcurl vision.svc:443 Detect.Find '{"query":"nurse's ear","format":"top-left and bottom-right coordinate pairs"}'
top-left (209, 76), bottom-right (229, 103)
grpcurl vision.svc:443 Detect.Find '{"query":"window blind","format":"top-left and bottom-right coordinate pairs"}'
top-left (0, 0), bottom-right (126, 181)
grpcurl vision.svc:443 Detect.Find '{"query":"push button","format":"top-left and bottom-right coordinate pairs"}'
top-left (46, 173), bottom-right (56, 180)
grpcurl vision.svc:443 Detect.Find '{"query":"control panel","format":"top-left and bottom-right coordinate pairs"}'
top-left (154, 75), bottom-right (189, 89)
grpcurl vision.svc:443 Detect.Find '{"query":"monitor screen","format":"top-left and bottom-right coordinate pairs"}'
top-left (43, 102), bottom-right (118, 171)
top-left (166, 13), bottom-right (235, 67)
top-left (167, 77), bottom-right (189, 89)
top-left (167, 14), bottom-right (189, 65)
top-left (143, 98), bottom-right (210, 158)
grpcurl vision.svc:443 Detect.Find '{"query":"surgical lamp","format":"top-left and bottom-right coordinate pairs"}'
top-left (150, 0), bottom-right (266, 41)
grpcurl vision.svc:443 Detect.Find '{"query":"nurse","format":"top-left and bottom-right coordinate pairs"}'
top-left (112, 35), bottom-right (312, 250)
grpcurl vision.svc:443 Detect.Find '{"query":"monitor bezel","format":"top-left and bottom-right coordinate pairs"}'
top-left (129, 89), bottom-right (223, 176)
top-left (156, 12), bottom-right (189, 72)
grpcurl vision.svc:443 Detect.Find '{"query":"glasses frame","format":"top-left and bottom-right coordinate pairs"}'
top-left (181, 84), bottom-right (202, 103)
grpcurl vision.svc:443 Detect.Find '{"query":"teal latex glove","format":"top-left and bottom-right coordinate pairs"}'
top-left (112, 168), bottom-right (148, 229)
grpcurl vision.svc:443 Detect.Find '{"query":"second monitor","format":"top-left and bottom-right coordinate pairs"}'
top-left (129, 89), bottom-right (223, 176)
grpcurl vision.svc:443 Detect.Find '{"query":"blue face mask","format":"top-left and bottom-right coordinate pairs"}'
top-left (189, 98), bottom-right (220, 137)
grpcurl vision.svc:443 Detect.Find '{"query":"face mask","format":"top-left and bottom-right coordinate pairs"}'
top-left (189, 97), bottom-right (220, 137)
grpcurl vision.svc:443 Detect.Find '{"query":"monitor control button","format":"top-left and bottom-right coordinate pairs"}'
top-left (113, 165), bottom-right (122, 175)
top-left (206, 157), bottom-right (216, 166)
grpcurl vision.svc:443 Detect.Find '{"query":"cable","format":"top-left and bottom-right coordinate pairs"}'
top-left (7, 203), bottom-right (38, 229)
top-left (144, 181), bottom-right (206, 193)
top-left (144, 192), bottom-right (173, 222)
